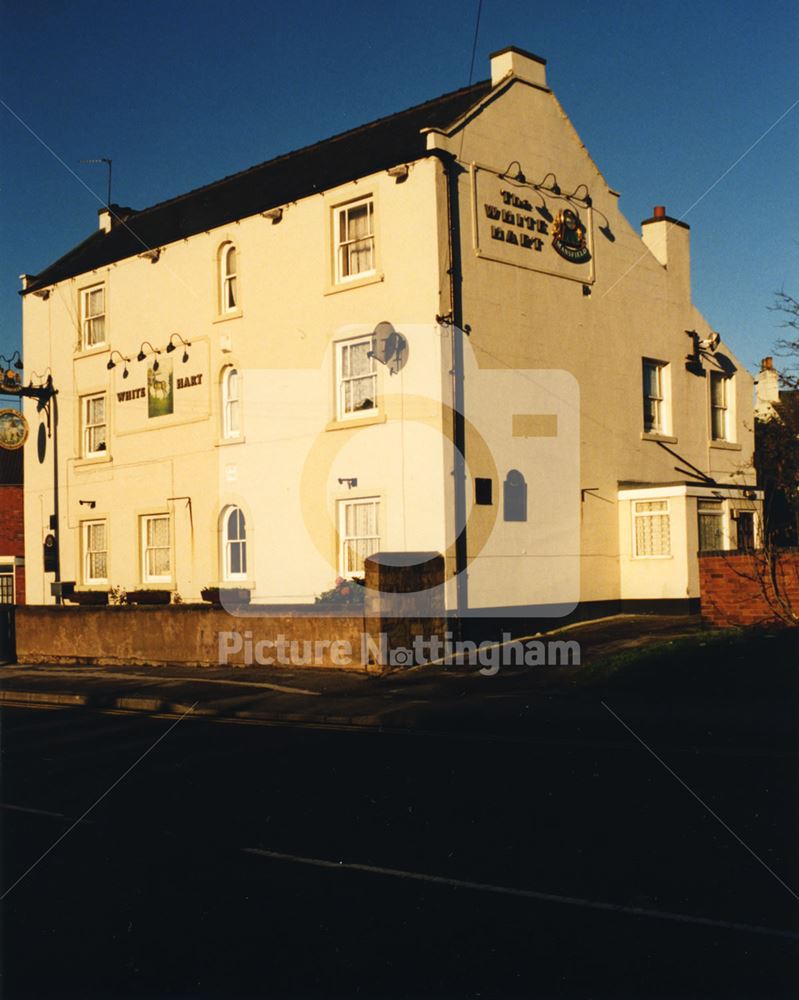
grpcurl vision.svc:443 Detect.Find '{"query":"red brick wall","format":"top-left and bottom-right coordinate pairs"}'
top-left (699, 550), bottom-right (799, 627)
top-left (0, 484), bottom-right (24, 605)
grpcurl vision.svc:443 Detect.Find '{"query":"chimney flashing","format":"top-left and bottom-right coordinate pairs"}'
top-left (641, 213), bottom-right (690, 230)
top-left (489, 45), bottom-right (547, 67)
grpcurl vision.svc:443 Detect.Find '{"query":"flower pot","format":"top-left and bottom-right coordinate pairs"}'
top-left (201, 587), bottom-right (250, 606)
top-left (125, 589), bottom-right (171, 605)
top-left (69, 589), bottom-right (109, 606)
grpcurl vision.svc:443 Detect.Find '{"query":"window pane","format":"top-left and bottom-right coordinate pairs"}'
top-left (88, 288), bottom-right (103, 315)
top-left (634, 503), bottom-right (671, 556)
top-left (643, 363), bottom-right (660, 398)
top-left (643, 397), bottom-right (658, 433)
top-left (148, 517), bottom-right (169, 548)
top-left (225, 246), bottom-right (237, 276)
top-left (89, 397), bottom-right (105, 422)
top-left (698, 514), bottom-right (724, 551)
top-left (737, 512), bottom-right (755, 550)
top-left (90, 551), bottom-right (108, 579)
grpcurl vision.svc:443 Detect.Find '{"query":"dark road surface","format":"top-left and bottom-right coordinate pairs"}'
top-left (1, 698), bottom-right (797, 999)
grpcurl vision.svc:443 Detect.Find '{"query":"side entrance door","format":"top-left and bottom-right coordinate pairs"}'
top-left (0, 560), bottom-right (16, 663)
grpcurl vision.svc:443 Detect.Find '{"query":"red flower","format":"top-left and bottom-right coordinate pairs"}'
top-left (340, 586), bottom-right (351, 597)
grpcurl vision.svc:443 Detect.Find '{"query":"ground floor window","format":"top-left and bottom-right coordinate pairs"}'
top-left (698, 499), bottom-right (725, 551)
top-left (82, 520), bottom-right (108, 583)
top-left (339, 498), bottom-right (380, 577)
top-left (0, 562), bottom-right (14, 604)
top-left (141, 514), bottom-right (171, 583)
top-left (633, 500), bottom-right (671, 557)
top-left (222, 506), bottom-right (247, 580)
top-left (736, 510), bottom-right (756, 551)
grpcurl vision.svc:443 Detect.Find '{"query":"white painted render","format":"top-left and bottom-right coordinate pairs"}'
top-left (21, 47), bottom-right (759, 613)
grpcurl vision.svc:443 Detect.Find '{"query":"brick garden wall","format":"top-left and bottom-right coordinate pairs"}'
top-left (0, 484), bottom-right (25, 605)
top-left (699, 549), bottom-right (799, 628)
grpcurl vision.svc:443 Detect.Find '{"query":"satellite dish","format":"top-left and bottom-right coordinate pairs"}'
top-left (368, 321), bottom-right (408, 375)
top-left (698, 331), bottom-right (721, 353)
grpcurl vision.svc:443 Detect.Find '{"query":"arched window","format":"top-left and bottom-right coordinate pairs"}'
top-left (219, 242), bottom-right (238, 313)
top-left (222, 506), bottom-right (247, 580)
top-left (221, 366), bottom-right (240, 439)
top-left (503, 469), bottom-right (527, 522)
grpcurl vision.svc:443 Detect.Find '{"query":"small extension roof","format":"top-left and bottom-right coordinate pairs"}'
top-left (23, 79), bottom-right (492, 294)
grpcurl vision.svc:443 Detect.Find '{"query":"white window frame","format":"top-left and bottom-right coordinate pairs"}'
top-left (82, 520), bottom-right (108, 584)
top-left (0, 559), bottom-right (15, 604)
top-left (221, 366), bottom-right (241, 439)
top-left (82, 393), bottom-right (107, 457)
top-left (219, 242), bottom-right (239, 314)
top-left (338, 497), bottom-right (381, 579)
top-left (140, 514), bottom-right (171, 584)
top-left (334, 197), bottom-right (375, 284)
top-left (734, 509), bottom-right (757, 551)
top-left (642, 359), bottom-right (670, 435)
top-left (222, 506), bottom-right (247, 581)
top-left (632, 499), bottom-right (672, 559)
top-left (80, 284), bottom-right (106, 348)
top-left (710, 371), bottom-right (733, 442)
top-left (697, 499), bottom-right (726, 552)
top-left (336, 335), bottom-right (378, 420)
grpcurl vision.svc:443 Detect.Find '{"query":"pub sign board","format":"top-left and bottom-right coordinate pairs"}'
top-left (470, 164), bottom-right (595, 284)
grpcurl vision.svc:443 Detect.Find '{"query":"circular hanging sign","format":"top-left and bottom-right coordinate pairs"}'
top-left (0, 408), bottom-right (29, 450)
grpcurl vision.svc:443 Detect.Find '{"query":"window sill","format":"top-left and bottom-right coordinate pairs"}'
top-left (709, 440), bottom-right (741, 451)
top-left (213, 309), bottom-right (243, 324)
top-left (326, 412), bottom-right (387, 432)
top-left (209, 581), bottom-right (254, 590)
top-left (324, 271), bottom-right (384, 296)
top-left (641, 432), bottom-right (678, 444)
top-left (215, 435), bottom-right (246, 447)
top-left (74, 454), bottom-right (112, 470)
top-left (74, 344), bottom-right (110, 360)
top-left (631, 555), bottom-right (674, 561)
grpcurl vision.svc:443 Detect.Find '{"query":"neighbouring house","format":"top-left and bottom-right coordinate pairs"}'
top-left (0, 446), bottom-right (24, 605)
top-left (20, 46), bottom-right (761, 619)
top-left (754, 356), bottom-right (799, 546)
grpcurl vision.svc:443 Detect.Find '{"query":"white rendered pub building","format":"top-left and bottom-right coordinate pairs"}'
top-left (20, 46), bottom-right (760, 617)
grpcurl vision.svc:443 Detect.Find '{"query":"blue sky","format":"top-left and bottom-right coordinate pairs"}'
top-left (1, 0), bottom-right (797, 376)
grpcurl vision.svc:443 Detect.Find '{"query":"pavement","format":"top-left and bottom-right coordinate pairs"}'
top-left (0, 614), bottom-right (707, 727)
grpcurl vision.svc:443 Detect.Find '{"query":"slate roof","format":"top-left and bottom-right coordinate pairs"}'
top-left (23, 79), bottom-right (492, 295)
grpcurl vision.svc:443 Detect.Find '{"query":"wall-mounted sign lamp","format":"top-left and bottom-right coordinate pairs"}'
top-left (567, 183), bottom-right (592, 207)
top-left (534, 172), bottom-right (560, 195)
top-left (165, 333), bottom-right (192, 363)
top-left (106, 351), bottom-right (131, 377)
top-left (499, 160), bottom-right (526, 183)
top-left (136, 341), bottom-right (161, 369)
